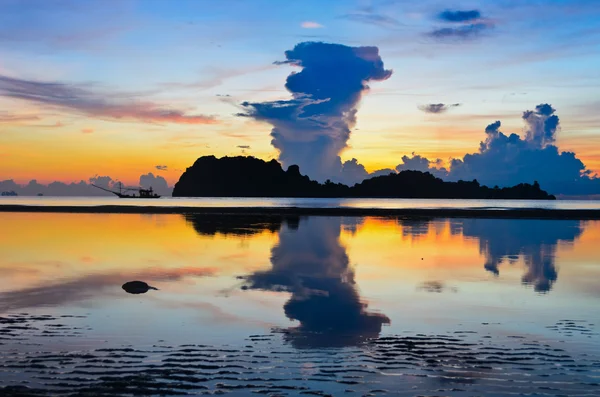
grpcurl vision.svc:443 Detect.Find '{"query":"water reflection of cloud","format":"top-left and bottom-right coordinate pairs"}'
top-left (0, 267), bottom-right (215, 312)
top-left (459, 219), bottom-right (585, 293)
top-left (240, 217), bottom-right (390, 348)
top-left (341, 216), bottom-right (365, 235)
top-left (393, 218), bottom-right (585, 293)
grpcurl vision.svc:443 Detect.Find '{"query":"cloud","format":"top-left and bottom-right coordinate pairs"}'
top-left (523, 103), bottom-right (560, 147)
top-left (340, 13), bottom-right (401, 28)
top-left (438, 10), bottom-right (481, 23)
top-left (155, 165), bottom-right (168, 171)
top-left (448, 104), bottom-right (589, 193)
top-left (0, 74), bottom-right (217, 125)
top-left (139, 172), bottom-right (172, 196)
top-left (0, 173), bottom-right (173, 196)
top-left (237, 145), bottom-right (251, 149)
top-left (396, 152), bottom-right (448, 178)
top-left (396, 104), bottom-right (600, 195)
top-left (0, 112), bottom-right (40, 123)
top-left (338, 160), bottom-right (395, 186)
top-left (240, 41), bottom-right (392, 183)
top-left (428, 23), bottom-right (490, 39)
top-left (81, 128), bottom-right (94, 133)
top-left (418, 103), bottom-right (461, 114)
top-left (89, 175), bottom-right (113, 189)
top-left (428, 8), bottom-right (491, 40)
top-left (339, 158), bottom-right (368, 186)
top-left (0, 178), bottom-right (111, 197)
top-left (301, 21), bottom-right (323, 29)
top-left (371, 168), bottom-right (396, 177)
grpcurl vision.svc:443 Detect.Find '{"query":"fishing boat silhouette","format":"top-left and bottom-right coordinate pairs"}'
top-left (92, 182), bottom-right (160, 198)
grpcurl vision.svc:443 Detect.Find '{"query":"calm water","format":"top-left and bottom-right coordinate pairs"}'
top-left (3, 195), bottom-right (600, 210)
top-left (1, 212), bottom-right (599, 396)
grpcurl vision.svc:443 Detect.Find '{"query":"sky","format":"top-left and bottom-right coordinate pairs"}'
top-left (1, 0), bottom-right (599, 195)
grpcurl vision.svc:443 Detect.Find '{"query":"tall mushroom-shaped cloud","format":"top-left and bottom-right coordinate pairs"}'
top-left (240, 42), bottom-right (392, 183)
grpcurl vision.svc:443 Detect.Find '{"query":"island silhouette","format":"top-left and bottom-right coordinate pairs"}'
top-left (173, 155), bottom-right (556, 199)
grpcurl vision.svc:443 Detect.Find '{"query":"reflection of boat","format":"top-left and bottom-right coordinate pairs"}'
top-left (92, 182), bottom-right (160, 198)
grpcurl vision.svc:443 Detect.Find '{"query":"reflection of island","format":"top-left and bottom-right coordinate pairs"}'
top-left (397, 218), bottom-right (432, 239)
top-left (239, 217), bottom-right (390, 348)
top-left (173, 155), bottom-right (555, 199)
top-left (456, 219), bottom-right (585, 292)
top-left (184, 214), bottom-right (299, 236)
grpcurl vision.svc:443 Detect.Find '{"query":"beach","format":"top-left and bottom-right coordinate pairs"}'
top-left (1, 209), bottom-right (599, 396)
top-left (4, 203), bottom-right (600, 219)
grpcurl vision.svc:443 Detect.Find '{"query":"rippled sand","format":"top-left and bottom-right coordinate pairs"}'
top-left (1, 314), bottom-right (599, 396)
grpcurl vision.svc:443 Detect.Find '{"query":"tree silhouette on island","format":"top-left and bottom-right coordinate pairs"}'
top-left (173, 156), bottom-right (555, 200)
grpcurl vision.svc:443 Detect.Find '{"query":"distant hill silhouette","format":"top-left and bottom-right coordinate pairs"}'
top-left (173, 156), bottom-right (555, 200)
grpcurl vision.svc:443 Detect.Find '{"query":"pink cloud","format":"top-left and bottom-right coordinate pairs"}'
top-left (301, 21), bottom-right (324, 29)
top-left (0, 74), bottom-right (218, 125)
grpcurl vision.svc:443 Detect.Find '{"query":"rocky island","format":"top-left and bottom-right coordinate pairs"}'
top-left (172, 156), bottom-right (556, 200)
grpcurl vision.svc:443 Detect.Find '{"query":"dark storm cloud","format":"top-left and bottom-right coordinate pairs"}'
top-left (239, 217), bottom-right (389, 347)
top-left (396, 104), bottom-right (600, 195)
top-left (438, 10), bottom-right (482, 23)
top-left (428, 23), bottom-right (490, 39)
top-left (240, 41), bottom-right (392, 183)
top-left (0, 74), bottom-right (217, 125)
top-left (419, 103), bottom-right (461, 114)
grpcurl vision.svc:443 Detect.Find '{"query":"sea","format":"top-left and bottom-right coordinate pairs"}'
top-left (3, 196), bottom-right (600, 209)
top-left (1, 197), bottom-right (599, 396)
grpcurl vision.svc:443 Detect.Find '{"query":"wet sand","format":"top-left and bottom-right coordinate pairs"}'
top-left (1, 314), bottom-right (599, 397)
top-left (3, 204), bottom-right (600, 219)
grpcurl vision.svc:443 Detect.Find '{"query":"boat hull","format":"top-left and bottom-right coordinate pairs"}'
top-left (115, 194), bottom-right (161, 199)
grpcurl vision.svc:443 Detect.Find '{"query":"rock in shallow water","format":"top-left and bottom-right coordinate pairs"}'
top-left (122, 281), bottom-right (158, 294)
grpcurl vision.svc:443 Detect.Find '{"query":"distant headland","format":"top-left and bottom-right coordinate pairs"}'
top-left (172, 156), bottom-right (556, 200)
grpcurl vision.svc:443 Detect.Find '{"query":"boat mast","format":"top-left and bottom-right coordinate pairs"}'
top-left (91, 184), bottom-right (120, 197)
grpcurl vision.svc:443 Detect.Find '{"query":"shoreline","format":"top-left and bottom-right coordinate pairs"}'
top-left (2, 204), bottom-right (600, 219)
